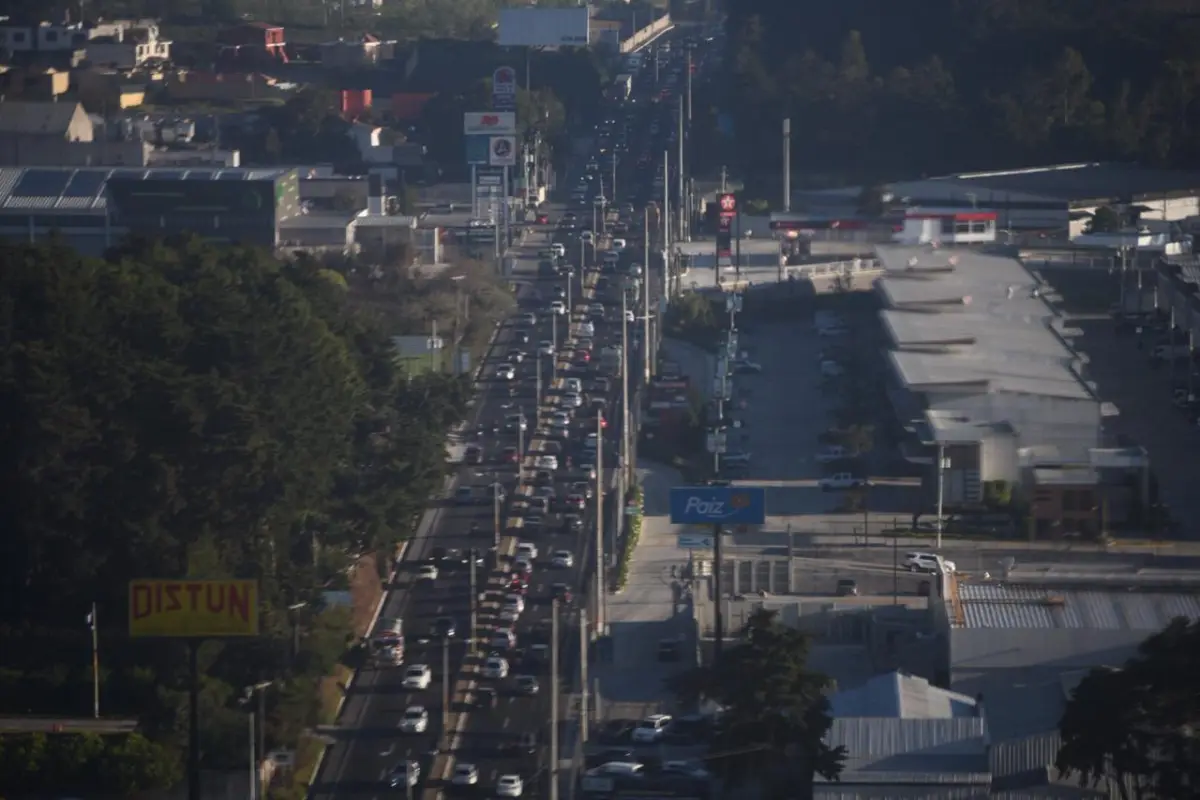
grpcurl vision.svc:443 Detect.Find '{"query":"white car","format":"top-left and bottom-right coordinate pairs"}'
top-left (550, 300), bottom-right (567, 316)
top-left (905, 552), bottom-right (957, 574)
top-left (504, 594), bottom-right (526, 615)
top-left (538, 340), bottom-right (555, 356)
top-left (517, 542), bottom-right (538, 560)
top-left (551, 550), bottom-right (574, 568)
top-left (564, 378), bottom-right (583, 394)
top-left (495, 364), bottom-right (516, 381)
top-left (402, 664), bottom-right (432, 690)
top-left (819, 473), bottom-right (867, 491)
top-left (550, 243), bottom-right (566, 257)
top-left (482, 656), bottom-right (509, 679)
top-left (579, 322), bottom-right (595, 338)
top-left (452, 764), bottom-right (479, 786)
top-left (580, 230), bottom-right (594, 244)
top-left (624, 309), bottom-right (635, 323)
top-left (629, 262), bottom-right (644, 276)
top-left (496, 775), bottom-right (524, 797)
top-left (562, 392), bottom-right (583, 408)
top-left (399, 706), bottom-right (429, 733)
top-left (519, 312), bottom-right (537, 326)
top-left (535, 455), bottom-right (559, 471)
top-left (631, 714), bottom-right (672, 743)
top-left (416, 564), bottom-right (439, 582)
top-left (611, 238), bottom-right (627, 250)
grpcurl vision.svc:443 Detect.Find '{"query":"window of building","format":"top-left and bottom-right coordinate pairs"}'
top-left (1062, 490), bottom-right (1076, 511)
top-left (44, 30), bottom-right (58, 42)
top-left (13, 31), bottom-right (27, 42)
top-left (940, 218), bottom-right (954, 235)
top-left (954, 221), bottom-right (970, 234)
top-left (970, 221), bottom-right (988, 233)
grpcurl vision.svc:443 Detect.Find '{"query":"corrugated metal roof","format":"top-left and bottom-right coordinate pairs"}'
top-left (0, 166), bottom-right (289, 213)
top-left (828, 717), bottom-right (986, 759)
top-left (991, 731), bottom-right (1061, 777)
top-left (956, 584), bottom-right (1200, 630)
top-left (830, 671), bottom-right (978, 719)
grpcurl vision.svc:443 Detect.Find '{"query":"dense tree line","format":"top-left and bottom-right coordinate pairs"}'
top-left (0, 236), bottom-right (478, 790)
top-left (723, 0), bottom-right (1200, 188)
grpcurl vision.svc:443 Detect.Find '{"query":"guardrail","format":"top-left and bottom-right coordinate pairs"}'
top-left (785, 258), bottom-right (882, 280)
top-left (620, 14), bottom-right (672, 53)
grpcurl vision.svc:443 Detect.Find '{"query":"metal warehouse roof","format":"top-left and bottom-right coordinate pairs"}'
top-left (955, 583), bottom-right (1200, 630)
top-left (921, 162), bottom-right (1200, 203)
top-left (0, 166), bottom-right (290, 213)
top-left (830, 671), bottom-right (978, 719)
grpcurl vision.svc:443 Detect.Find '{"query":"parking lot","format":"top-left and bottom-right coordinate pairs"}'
top-left (1072, 313), bottom-right (1200, 535)
top-left (727, 307), bottom-right (922, 520)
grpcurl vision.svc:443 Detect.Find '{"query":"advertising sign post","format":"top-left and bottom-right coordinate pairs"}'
top-left (129, 579), bottom-right (261, 800)
top-left (492, 66), bottom-right (517, 111)
top-left (498, 7), bottom-right (590, 47)
top-left (716, 193), bottom-right (736, 275)
top-left (464, 111), bottom-right (516, 136)
top-left (489, 136), bottom-right (517, 167)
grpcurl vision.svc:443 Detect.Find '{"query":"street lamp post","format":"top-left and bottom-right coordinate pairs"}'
top-left (936, 447), bottom-right (950, 550)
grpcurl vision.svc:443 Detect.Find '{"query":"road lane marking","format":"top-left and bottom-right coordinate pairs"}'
top-left (502, 716), bottom-right (511, 729)
top-left (379, 743), bottom-right (394, 757)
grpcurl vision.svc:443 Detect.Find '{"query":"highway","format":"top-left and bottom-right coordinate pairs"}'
top-left (309, 28), bottom-right (694, 799)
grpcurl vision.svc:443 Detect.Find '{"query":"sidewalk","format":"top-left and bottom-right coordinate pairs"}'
top-left (594, 461), bottom-right (692, 725)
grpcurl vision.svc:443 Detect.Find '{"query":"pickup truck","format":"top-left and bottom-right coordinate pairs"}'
top-left (819, 473), bottom-right (868, 491)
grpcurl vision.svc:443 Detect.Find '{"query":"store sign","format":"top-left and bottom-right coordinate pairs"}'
top-left (464, 111), bottom-right (516, 136)
top-left (492, 66), bottom-right (517, 111)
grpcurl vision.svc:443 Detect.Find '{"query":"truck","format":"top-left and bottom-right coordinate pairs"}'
top-left (371, 618), bottom-right (404, 666)
top-left (612, 74), bottom-right (633, 101)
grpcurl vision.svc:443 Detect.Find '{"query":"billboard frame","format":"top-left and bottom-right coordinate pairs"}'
top-left (129, 578), bottom-right (260, 638)
top-left (498, 7), bottom-right (590, 48)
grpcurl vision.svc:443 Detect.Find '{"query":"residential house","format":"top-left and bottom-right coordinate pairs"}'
top-left (217, 22), bottom-right (288, 67)
top-left (86, 22), bottom-right (171, 70)
top-left (0, 66), bottom-right (71, 101)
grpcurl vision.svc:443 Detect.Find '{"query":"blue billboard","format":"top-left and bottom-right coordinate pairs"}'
top-left (465, 135), bottom-right (491, 165)
top-left (669, 486), bottom-right (766, 525)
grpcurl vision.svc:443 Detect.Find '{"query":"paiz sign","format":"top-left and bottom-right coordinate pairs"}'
top-left (669, 486), bottom-right (766, 525)
top-left (129, 579), bottom-right (260, 638)
top-left (464, 111), bottom-right (516, 136)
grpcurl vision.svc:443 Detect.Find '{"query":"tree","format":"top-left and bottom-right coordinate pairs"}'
top-left (0, 235), bottom-right (482, 789)
top-left (1086, 205), bottom-right (1123, 233)
top-left (667, 608), bottom-right (845, 798)
top-left (1057, 617), bottom-right (1200, 798)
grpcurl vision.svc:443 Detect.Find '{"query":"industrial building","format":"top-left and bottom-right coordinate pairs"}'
top-left (0, 166), bottom-right (435, 258)
top-left (875, 245), bottom-right (1148, 537)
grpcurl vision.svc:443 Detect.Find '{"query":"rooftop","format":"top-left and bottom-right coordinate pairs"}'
top-left (0, 100), bottom-right (82, 137)
top-left (955, 582), bottom-right (1200, 630)
top-left (0, 166), bottom-right (290, 213)
top-left (829, 671), bottom-right (978, 719)
top-left (920, 162), bottom-right (1200, 203)
top-left (876, 245), bottom-right (1099, 449)
top-left (821, 717), bottom-right (990, 786)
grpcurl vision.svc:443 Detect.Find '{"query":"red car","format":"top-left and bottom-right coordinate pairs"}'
top-left (536, 213), bottom-right (549, 224)
top-left (565, 494), bottom-right (586, 511)
top-left (574, 350), bottom-right (591, 363)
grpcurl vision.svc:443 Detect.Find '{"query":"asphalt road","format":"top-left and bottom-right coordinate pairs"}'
top-left (310, 28), bottom-right (695, 800)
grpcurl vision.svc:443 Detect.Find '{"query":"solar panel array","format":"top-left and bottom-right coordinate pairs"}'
top-left (0, 167), bottom-right (289, 212)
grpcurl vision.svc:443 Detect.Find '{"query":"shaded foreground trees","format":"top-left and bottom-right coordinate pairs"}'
top-left (668, 608), bottom-right (844, 799)
top-left (1057, 617), bottom-right (1200, 797)
top-left (0, 235), bottom-right (478, 791)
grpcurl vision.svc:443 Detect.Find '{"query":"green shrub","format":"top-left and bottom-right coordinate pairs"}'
top-left (615, 485), bottom-right (645, 591)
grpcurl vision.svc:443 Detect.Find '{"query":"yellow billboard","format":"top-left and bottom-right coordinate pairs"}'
top-left (129, 579), bottom-right (260, 638)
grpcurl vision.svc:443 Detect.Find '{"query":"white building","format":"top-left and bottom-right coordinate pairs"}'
top-left (893, 207), bottom-right (998, 246)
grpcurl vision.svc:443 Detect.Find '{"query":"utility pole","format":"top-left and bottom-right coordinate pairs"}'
top-left (468, 548), bottom-right (479, 653)
top-left (594, 411), bottom-right (606, 635)
top-left (720, 165), bottom-right (727, 193)
top-left (677, 98), bottom-right (685, 243)
top-left (936, 445), bottom-right (947, 551)
top-left (536, 353), bottom-right (543, 409)
top-left (611, 154), bottom-right (618, 205)
top-left (549, 598), bottom-right (560, 800)
top-left (643, 206), bottom-right (652, 383)
top-left (782, 118), bottom-right (792, 212)
top-left (621, 290), bottom-right (632, 488)
top-left (662, 151), bottom-right (670, 299)
top-left (686, 49), bottom-right (693, 123)
top-left (578, 607), bottom-right (589, 743)
top-left (493, 483), bottom-right (502, 548)
top-left (441, 635), bottom-right (451, 750)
